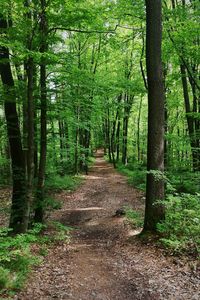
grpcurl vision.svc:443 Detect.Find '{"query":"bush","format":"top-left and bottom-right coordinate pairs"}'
top-left (169, 171), bottom-right (200, 194)
top-left (45, 175), bottom-right (83, 192)
top-left (0, 225), bottom-right (43, 294)
top-left (117, 163), bottom-right (146, 191)
top-left (125, 208), bottom-right (144, 228)
top-left (0, 222), bottom-right (72, 296)
top-left (0, 157), bottom-right (10, 186)
top-left (157, 193), bottom-right (200, 256)
top-left (0, 267), bottom-right (10, 290)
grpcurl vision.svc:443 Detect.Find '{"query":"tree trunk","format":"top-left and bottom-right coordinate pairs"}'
top-left (116, 120), bottom-right (121, 162)
top-left (25, 57), bottom-right (35, 228)
top-left (143, 0), bottom-right (165, 232)
top-left (111, 95), bottom-right (121, 168)
top-left (107, 108), bottom-right (112, 162)
top-left (34, 0), bottom-right (48, 222)
top-left (122, 94), bottom-right (133, 165)
top-left (137, 96), bottom-right (143, 162)
top-left (0, 16), bottom-right (27, 234)
top-left (58, 119), bottom-right (64, 174)
top-left (180, 64), bottom-right (198, 171)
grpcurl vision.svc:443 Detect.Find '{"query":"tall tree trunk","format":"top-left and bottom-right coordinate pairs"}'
top-left (137, 96), bottom-right (143, 162)
top-left (58, 119), bottom-right (64, 174)
top-left (34, 0), bottom-right (48, 222)
top-left (25, 57), bottom-right (35, 228)
top-left (180, 64), bottom-right (198, 171)
top-left (111, 95), bottom-right (121, 168)
top-left (64, 121), bottom-right (70, 160)
top-left (143, 0), bottom-right (165, 232)
top-left (0, 16), bottom-right (27, 234)
top-left (122, 94), bottom-right (133, 165)
top-left (187, 67), bottom-right (200, 171)
top-left (107, 108), bottom-right (112, 162)
top-left (74, 106), bottom-right (80, 174)
top-left (122, 114), bottom-right (128, 165)
top-left (116, 120), bottom-right (121, 162)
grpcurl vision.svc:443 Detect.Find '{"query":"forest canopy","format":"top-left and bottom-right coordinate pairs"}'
top-left (0, 0), bottom-right (199, 240)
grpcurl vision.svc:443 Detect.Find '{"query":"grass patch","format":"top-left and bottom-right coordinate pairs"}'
top-left (116, 162), bottom-right (146, 191)
top-left (45, 175), bottom-right (83, 192)
top-left (88, 156), bottom-right (96, 167)
top-left (125, 208), bottom-right (144, 228)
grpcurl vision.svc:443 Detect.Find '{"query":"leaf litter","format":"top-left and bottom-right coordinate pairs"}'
top-left (10, 150), bottom-right (200, 299)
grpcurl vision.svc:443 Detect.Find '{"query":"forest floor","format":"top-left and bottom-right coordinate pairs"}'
top-left (16, 150), bottom-right (199, 300)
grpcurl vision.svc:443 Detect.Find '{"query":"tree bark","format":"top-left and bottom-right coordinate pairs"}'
top-left (34, 0), bottom-right (48, 222)
top-left (143, 0), bottom-right (165, 232)
top-left (137, 96), bottom-right (143, 162)
top-left (180, 64), bottom-right (198, 171)
top-left (0, 16), bottom-right (27, 234)
top-left (122, 94), bottom-right (133, 165)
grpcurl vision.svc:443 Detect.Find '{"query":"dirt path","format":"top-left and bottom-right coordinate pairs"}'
top-left (18, 150), bottom-right (200, 300)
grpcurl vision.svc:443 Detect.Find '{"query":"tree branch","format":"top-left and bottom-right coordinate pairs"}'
top-left (48, 24), bottom-right (141, 34)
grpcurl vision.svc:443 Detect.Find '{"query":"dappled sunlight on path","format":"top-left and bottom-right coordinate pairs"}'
top-left (18, 150), bottom-right (200, 300)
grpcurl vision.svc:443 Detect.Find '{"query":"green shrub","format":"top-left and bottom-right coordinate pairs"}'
top-left (169, 171), bottom-right (200, 194)
top-left (0, 157), bottom-right (10, 186)
top-left (0, 222), bottom-right (72, 296)
top-left (51, 221), bottom-right (73, 242)
top-left (125, 208), bottom-right (144, 228)
top-left (157, 193), bottom-right (200, 256)
top-left (0, 225), bottom-right (43, 295)
top-left (117, 163), bottom-right (146, 191)
top-left (0, 267), bottom-right (10, 290)
top-left (45, 175), bottom-right (83, 192)
top-left (44, 196), bottom-right (62, 210)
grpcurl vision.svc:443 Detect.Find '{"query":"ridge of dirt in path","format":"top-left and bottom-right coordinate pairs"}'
top-left (18, 150), bottom-right (200, 300)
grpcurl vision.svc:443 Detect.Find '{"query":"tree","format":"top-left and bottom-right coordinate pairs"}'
top-left (0, 15), bottom-right (27, 234)
top-left (34, 0), bottom-right (48, 222)
top-left (0, 0), bottom-right (199, 236)
top-left (143, 0), bottom-right (165, 232)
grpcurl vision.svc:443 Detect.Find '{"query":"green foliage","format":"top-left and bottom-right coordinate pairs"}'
top-left (0, 221), bottom-right (73, 296)
top-left (169, 171), bottom-right (200, 194)
top-left (157, 193), bottom-right (200, 256)
top-left (0, 267), bottom-right (10, 290)
top-left (0, 156), bottom-right (10, 186)
top-left (125, 208), bottom-right (143, 228)
top-left (117, 162), bottom-right (146, 191)
top-left (0, 224), bottom-right (44, 295)
top-left (51, 221), bottom-right (73, 242)
top-left (147, 170), bottom-right (167, 182)
top-left (45, 175), bottom-right (83, 192)
top-left (44, 196), bottom-right (62, 210)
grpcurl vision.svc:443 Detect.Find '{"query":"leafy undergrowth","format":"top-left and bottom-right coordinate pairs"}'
top-left (45, 175), bottom-right (83, 192)
top-left (125, 193), bottom-right (200, 259)
top-left (116, 161), bottom-right (200, 195)
top-left (157, 193), bottom-right (200, 258)
top-left (116, 163), bottom-right (146, 191)
top-left (117, 163), bottom-right (200, 259)
top-left (0, 222), bottom-right (72, 298)
top-left (124, 207), bottom-right (144, 228)
top-left (169, 171), bottom-right (200, 194)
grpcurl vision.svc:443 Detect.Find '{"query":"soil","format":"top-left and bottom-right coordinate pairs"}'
top-left (17, 150), bottom-right (200, 300)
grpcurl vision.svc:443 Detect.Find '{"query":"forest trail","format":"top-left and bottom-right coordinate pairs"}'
top-left (18, 150), bottom-right (200, 300)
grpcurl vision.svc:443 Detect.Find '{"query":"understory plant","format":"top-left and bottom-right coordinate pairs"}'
top-left (116, 162), bottom-right (146, 191)
top-left (0, 222), bottom-right (72, 297)
top-left (157, 193), bottom-right (200, 257)
top-left (45, 175), bottom-right (83, 192)
top-left (125, 208), bottom-right (144, 228)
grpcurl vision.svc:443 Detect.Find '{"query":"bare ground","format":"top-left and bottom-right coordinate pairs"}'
top-left (17, 150), bottom-right (200, 300)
